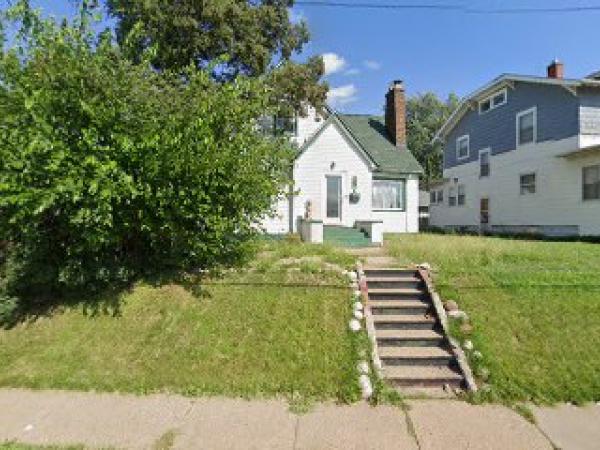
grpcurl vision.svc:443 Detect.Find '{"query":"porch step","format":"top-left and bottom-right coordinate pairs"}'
top-left (323, 226), bottom-right (372, 248)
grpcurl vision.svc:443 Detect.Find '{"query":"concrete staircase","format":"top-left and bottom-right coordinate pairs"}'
top-left (364, 268), bottom-right (466, 393)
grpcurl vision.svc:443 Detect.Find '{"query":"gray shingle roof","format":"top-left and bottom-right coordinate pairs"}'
top-left (336, 114), bottom-right (423, 176)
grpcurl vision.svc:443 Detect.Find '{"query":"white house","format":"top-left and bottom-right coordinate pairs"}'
top-left (430, 61), bottom-right (600, 237)
top-left (262, 81), bottom-right (423, 244)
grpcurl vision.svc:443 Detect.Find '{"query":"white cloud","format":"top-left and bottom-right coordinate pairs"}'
top-left (322, 53), bottom-right (347, 76)
top-left (344, 68), bottom-right (361, 76)
top-left (327, 84), bottom-right (358, 107)
top-left (364, 60), bottom-right (382, 71)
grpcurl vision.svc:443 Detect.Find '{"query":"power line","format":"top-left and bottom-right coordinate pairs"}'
top-left (295, 1), bottom-right (600, 14)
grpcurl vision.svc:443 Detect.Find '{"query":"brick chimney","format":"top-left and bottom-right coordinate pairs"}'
top-left (385, 80), bottom-right (406, 148)
top-left (547, 59), bottom-right (564, 79)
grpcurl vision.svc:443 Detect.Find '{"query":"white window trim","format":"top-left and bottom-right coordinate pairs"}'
top-left (479, 148), bottom-right (491, 178)
top-left (478, 88), bottom-right (508, 114)
top-left (516, 106), bottom-right (538, 148)
top-left (456, 135), bottom-right (470, 161)
top-left (519, 172), bottom-right (537, 196)
top-left (372, 179), bottom-right (406, 211)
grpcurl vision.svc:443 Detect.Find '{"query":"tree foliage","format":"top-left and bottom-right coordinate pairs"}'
top-left (106, 0), bottom-right (328, 114)
top-left (0, 3), bottom-right (294, 319)
top-left (406, 92), bottom-right (459, 183)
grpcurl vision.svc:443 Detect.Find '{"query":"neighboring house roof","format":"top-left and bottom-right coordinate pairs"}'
top-left (297, 112), bottom-right (423, 177)
top-left (336, 114), bottom-right (423, 176)
top-left (434, 73), bottom-right (600, 142)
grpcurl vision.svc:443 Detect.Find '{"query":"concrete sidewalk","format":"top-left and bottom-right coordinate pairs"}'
top-left (0, 388), bottom-right (590, 449)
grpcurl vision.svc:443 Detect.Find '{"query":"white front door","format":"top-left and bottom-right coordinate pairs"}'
top-left (325, 175), bottom-right (342, 224)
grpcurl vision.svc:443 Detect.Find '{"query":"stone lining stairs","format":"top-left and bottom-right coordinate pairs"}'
top-left (364, 268), bottom-right (468, 394)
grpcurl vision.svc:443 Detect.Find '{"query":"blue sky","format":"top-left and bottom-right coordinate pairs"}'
top-left (25, 1), bottom-right (600, 114)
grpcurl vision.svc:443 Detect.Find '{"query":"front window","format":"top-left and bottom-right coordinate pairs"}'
top-left (520, 173), bottom-right (536, 195)
top-left (517, 108), bottom-right (536, 146)
top-left (457, 185), bottom-right (466, 206)
top-left (448, 186), bottom-right (456, 207)
top-left (372, 180), bottom-right (405, 210)
top-left (457, 135), bottom-right (470, 160)
top-left (583, 165), bottom-right (600, 200)
top-left (480, 151), bottom-right (490, 177)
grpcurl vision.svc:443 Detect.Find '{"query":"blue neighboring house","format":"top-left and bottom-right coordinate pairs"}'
top-left (430, 60), bottom-right (600, 237)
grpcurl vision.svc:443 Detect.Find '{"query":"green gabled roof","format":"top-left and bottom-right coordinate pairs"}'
top-left (336, 114), bottom-right (423, 176)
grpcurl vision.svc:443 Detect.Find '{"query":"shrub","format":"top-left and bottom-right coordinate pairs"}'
top-left (0, 5), bottom-right (294, 311)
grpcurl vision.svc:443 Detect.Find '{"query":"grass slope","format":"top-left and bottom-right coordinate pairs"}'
top-left (386, 233), bottom-right (600, 404)
top-left (0, 240), bottom-right (360, 404)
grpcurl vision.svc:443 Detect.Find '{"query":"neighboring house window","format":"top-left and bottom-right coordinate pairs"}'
top-left (520, 173), bottom-right (536, 195)
top-left (448, 186), bottom-right (456, 207)
top-left (480, 150), bottom-right (490, 177)
top-left (430, 191), bottom-right (437, 204)
top-left (456, 135), bottom-right (470, 160)
top-left (583, 165), bottom-right (600, 200)
top-left (457, 185), bottom-right (466, 206)
top-left (479, 88), bottom-right (507, 114)
top-left (516, 107), bottom-right (537, 146)
top-left (372, 180), bottom-right (406, 210)
top-left (259, 115), bottom-right (298, 137)
top-left (437, 190), bottom-right (444, 203)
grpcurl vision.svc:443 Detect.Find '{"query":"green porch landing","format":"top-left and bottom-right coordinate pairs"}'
top-left (323, 225), bottom-right (375, 248)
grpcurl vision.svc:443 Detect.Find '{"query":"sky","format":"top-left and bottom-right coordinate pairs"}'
top-left (22, 0), bottom-right (600, 114)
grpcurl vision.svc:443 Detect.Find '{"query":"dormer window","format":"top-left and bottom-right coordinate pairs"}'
top-left (479, 88), bottom-right (507, 114)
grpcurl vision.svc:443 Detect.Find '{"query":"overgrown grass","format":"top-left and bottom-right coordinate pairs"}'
top-left (0, 239), bottom-right (360, 405)
top-left (386, 233), bottom-right (600, 404)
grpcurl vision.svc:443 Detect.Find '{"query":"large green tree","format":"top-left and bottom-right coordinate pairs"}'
top-left (105, 0), bottom-right (327, 114)
top-left (0, 2), bottom-right (293, 322)
top-left (406, 92), bottom-right (459, 184)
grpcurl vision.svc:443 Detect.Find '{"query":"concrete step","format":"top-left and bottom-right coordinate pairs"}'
top-left (378, 346), bottom-right (456, 367)
top-left (382, 366), bottom-right (464, 388)
top-left (368, 288), bottom-right (423, 296)
top-left (364, 268), bottom-right (419, 278)
top-left (375, 329), bottom-right (446, 347)
top-left (366, 277), bottom-right (422, 290)
top-left (373, 314), bottom-right (437, 330)
top-left (369, 300), bottom-right (430, 315)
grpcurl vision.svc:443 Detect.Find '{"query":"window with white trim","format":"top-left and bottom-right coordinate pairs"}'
top-left (479, 88), bottom-right (507, 114)
top-left (457, 185), bottom-right (466, 206)
top-left (456, 135), bottom-right (470, 160)
top-left (517, 107), bottom-right (537, 146)
top-left (583, 165), bottom-right (600, 200)
top-left (520, 173), bottom-right (536, 195)
top-left (448, 186), bottom-right (456, 207)
top-left (372, 180), bottom-right (406, 210)
top-left (480, 150), bottom-right (490, 177)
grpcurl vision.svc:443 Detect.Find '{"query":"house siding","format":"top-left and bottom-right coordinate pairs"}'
top-left (444, 82), bottom-right (580, 169)
top-left (430, 135), bottom-right (600, 236)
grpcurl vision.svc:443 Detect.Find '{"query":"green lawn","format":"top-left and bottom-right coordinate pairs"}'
top-left (385, 233), bottom-right (600, 404)
top-left (0, 240), bottom-right (361, 405)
